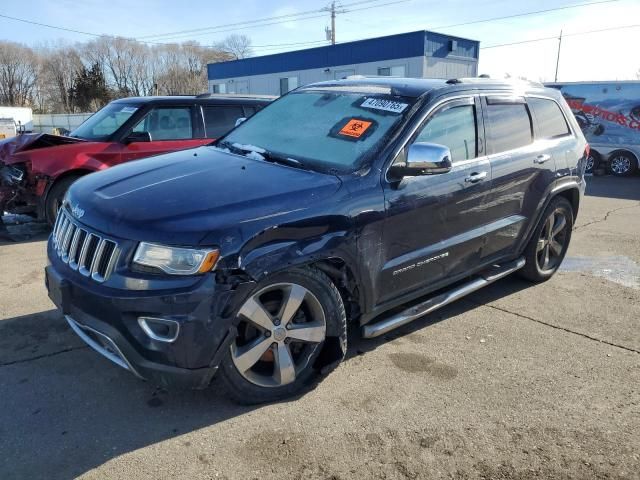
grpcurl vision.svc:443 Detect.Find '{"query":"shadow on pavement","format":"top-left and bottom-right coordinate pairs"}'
top-left (0, 275), bottom-right (532, 479)
top-left (585, 175), bottom-right (640, 201)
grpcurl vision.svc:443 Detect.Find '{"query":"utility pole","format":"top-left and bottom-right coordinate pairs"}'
top-left (330, 1), bottom-right (336, 45)
top-left (554, 29), bottom-right (562, 82)
top-left (323, 2), bottom-right (339, 45)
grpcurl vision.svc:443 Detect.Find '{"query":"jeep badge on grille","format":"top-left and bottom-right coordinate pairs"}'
top-left (71, 205), bottom-right (85, 219)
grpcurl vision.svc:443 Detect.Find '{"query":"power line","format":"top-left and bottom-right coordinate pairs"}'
top-left (480, 23), bottom-right (640, 49)
top-left (430, 0), bottom-right (620, 30)
top-left (139, 0), bottom-right (392, 41)
top-left (143, 0), bottom-right (412, 42)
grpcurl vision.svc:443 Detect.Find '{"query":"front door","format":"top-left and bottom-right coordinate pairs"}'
top-left (121, 105), bottom-right (208, 162)
top-left (377, 96), bottom-right (493, 305)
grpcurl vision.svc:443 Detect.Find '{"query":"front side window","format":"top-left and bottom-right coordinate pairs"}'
top-left (132, 107), bottom-right (193, 141)
top-left (414, 104), bottom-right (477, 161)
top-left (528, 97), bottom-right (570, 139)
top-left (203, 106), bottom-right (245, 139)
top-left (220, 89), bottom-right (417, 173)
top-left (70, 103), bottom-right (140, 141)
top-left (485, 103), bottom-right (532, 153)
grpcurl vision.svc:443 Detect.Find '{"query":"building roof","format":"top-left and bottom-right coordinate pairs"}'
top-left (208, 30), bottom-right (480, 81)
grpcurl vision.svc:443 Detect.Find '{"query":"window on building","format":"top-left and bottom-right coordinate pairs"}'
top-left (377, 65), bottom-right (406, 77)
top-left (527, 97), bottom-right (570, 139)
top-left (280, 77), bottom-right (299, 95)
top-left (203, 106), bottom-right (245, 139)
top-left (212, 83), bottom-right (227, 94)
top-left (485, 103), bottom-right (533, 153)
top-left (132, 107), bottom-right (193, 140)
top-left (414, 104), bottom-right (477, 161)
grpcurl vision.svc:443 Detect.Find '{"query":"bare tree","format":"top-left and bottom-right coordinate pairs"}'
top-left (0, 41), bottom-right (39, 107)
top-left (37, 42), bottom-right (83, 112)
top-left (215, 34), bottom-right (253, 60)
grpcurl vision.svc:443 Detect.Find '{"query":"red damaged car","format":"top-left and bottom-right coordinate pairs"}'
top-left (0, 95), bottom-right (272, 226)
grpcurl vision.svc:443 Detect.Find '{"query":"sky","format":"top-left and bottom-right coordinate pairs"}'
top-left (1, 0), bottom-right (639, 82)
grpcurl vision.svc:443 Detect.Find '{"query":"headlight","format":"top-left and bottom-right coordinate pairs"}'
top-left (133, 242), bottom-right (219, 275)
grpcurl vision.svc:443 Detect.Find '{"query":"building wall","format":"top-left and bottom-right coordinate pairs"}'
top-left (209, 56), bottom-right (427, 96)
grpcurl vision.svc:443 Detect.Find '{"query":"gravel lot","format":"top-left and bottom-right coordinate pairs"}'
top-left (0, 176), bottom-right (638, 480)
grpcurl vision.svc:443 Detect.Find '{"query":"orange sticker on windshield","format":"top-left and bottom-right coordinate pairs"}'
top-left (339, 119), bottom-right (372, 138)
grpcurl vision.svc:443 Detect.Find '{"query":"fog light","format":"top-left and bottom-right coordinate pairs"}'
top-left (138, 317), bottom-right (180, 343)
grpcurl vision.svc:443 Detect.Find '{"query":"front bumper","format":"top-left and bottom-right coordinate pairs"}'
top-left (45, 245), bottom-right (254, 389)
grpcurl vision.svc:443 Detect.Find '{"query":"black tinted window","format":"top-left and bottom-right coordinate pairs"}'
top-left (415, 105), bottom-right (477, 161)
top-left (203, 106), bottom-right (245, 138)
top-left (486, 103), bottom-right (532, 153)
top-left (528, 97), bottom-right (570, 138)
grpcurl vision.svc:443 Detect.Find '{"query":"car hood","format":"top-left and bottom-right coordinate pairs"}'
top-left (0, 134), bottom-right (86, 165)
top-left (66, 146), bottom-right (343, 246)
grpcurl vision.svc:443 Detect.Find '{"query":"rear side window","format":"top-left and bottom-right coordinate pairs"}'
top-left (528, 97), bottom-right (570, 139)
top-left (203, 106), bottom-right (245, 138)
top-left (485, 103), bottom-right (532, 153)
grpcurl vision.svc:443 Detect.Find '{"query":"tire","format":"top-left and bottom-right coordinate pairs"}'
top-left (45, 175), bottom-right (82, 227)
top-left (218, 267), bottom-right (347, 404)
top-left (518, 196), bottom-right (573, 283)
top-left (585, 150), bottom-right (600, 174)
top-left (609, 151), bottom-right (638, 177)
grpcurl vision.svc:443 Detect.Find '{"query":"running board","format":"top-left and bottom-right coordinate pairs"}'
top-left (362, 257), bottom-right (525, 339)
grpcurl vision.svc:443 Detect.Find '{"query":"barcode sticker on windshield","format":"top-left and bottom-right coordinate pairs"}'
top-left (120, 106), bottom-right (138, 113)
top-left (360, 98), bottom-right (408, 114)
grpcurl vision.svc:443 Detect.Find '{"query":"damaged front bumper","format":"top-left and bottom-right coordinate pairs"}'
top-left (0, 162), bottom-right (41, 217)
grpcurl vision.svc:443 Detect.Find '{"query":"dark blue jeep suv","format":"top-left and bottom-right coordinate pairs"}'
top-left (45, 77), bottom-right (587, 403)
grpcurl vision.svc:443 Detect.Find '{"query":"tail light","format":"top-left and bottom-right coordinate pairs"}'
top-left (584, 144), bottom-right (590, 158)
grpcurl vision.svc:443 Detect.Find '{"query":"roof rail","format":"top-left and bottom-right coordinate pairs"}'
top-left (445, 77), bottom-right (544, 87)
top-left (195, 93), bottom-right (277, 99)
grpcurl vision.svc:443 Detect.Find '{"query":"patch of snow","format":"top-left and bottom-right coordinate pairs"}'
top-left (245, 151), bottom-right (265, 161)
top-left (232, 143), bottom-right (266, 154)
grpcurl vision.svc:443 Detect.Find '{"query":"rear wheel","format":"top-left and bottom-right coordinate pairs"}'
top-left (219, 267), bottom-right (347, 404)
top-left (45, 175), bottom-right (82, 227)
top-left (609, 151), bottom-right (637, 177)
top-left (519, 197), bottom-right (573, 283)
top-left (585, 150), bottom-right (600, 174)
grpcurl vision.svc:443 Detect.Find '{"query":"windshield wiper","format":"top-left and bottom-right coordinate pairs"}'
top-left (217, 141), bottom-right (308, 170)
top-left (260, 151), bottom-right (308, 170)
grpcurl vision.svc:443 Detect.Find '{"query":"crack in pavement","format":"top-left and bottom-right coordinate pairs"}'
top-left (0, 345), bottom-right (89, 367)
top-left (467, 299), bottom-right (640, 354)
top-left (574, 202), bottom-right (640, 231)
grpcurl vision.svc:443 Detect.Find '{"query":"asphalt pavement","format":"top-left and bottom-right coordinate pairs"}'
top-left (0, 175), bottom-right (638, 480)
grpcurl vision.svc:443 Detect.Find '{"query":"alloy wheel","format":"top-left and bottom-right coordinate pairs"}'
top-left (536, 208), bottom-right (569, 272)
top-left (610, 155), bottom-right (631, 175)
top-left (231, 283), bottom-right (326, 388)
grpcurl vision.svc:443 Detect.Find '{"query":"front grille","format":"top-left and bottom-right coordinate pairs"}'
top-left (52, 209), bottom-right (120, 283)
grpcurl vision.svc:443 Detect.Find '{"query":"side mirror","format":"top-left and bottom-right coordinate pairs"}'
top-left (389, 142), bottom-right (452, 178)
top-left (124, 131), bottom-right (152, 144)
top-left (235, 117), bottom-right (247, 127)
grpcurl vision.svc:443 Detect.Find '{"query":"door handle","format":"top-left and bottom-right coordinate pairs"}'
top-left (464, 171), bottom-right (488, 183)
top-left (534, 154), bottom-right (551, 164)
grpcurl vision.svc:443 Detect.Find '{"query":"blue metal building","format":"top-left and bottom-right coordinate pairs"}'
top-left (207, 30), bottom-right (479, 96)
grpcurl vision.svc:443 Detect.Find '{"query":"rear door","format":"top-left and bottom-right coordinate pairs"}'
top-left (121, 105), bottom-right (209, 161)
top-left (480, 95), bottom-right (557, 261)
top-left (378, 96), bottom-right (493, 304)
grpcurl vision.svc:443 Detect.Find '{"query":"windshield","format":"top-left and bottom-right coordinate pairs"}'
top-left (70, 103), bottom-right (141, 141)
top-left (220, 89), bottom-right (416, 173)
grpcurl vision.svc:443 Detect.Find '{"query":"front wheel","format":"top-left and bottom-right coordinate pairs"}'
top-left (219, 267), bottom-right (347, 404)
top-left (519, 196), bottom-right (574, 283)
top-left (45, 175), bottom-right (82, 227)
